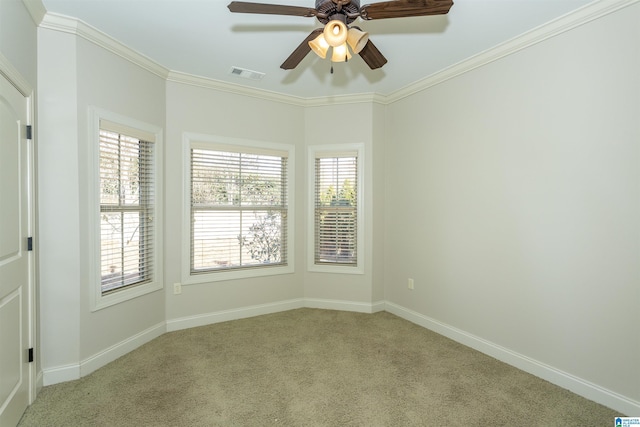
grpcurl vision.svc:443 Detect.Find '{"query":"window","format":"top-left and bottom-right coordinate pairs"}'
top-left (184, 135), bottom-right (294, 282)
top-left (99, 125), bottom-right (154, 293)
top-left (90, 109), bottom-right (163, 310)
top-left (308, 144), bottom-right (363, 273)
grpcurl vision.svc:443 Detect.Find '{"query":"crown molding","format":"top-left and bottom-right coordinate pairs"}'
top-left (386, 0), bottom-right (639, 104)
top-left (22, 0), bottom-right (47, 26)
top-left (167, 71), bottom-right (388, 107)
top-left (303, 92), bottom-right (387, 107)
top-left (0, 52), bottom-right (33, 96)
top-left (166, 71), bottom-right (308, 106)
top-left (39, 12), bottom-right (170, 80)
top-left (35, 0), bottom-right (637, 106)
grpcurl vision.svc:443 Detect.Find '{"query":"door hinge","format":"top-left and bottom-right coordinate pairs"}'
top-left (27, 237), bottom-right (33, 251)
top-left (28, 348), bottom-right (34, 363)
top-left (26, 125), bottom-right (33, 140)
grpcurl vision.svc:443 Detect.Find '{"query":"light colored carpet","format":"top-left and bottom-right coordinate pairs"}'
top-left (18, 308), bottom-right (620, 426)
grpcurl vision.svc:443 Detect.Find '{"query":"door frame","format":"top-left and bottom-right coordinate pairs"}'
top-left (0, 52), bottom-right (38, 406)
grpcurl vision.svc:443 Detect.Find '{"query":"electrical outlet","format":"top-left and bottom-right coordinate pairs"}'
top-left (173, 283), bottom-right (182, 295)
top-left (408, 278), bottom-right (414, 290)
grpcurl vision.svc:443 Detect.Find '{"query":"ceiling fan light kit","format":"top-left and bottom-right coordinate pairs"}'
top-left (307, 19), bottom-right (365, 63)
top-left (323, 19), bottom-right (348, 46)
top-left (331, 42), bottom-right (352, 62)
top-left (346, 27), bottom-right (369, 54)
top-left (309, 33), bottom-right (330, 58)
top-left (227, 0), bottom-right (454, 70)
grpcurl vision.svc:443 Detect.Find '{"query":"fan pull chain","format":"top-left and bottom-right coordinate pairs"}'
top-left (330, 64), bottom-right (334, 74)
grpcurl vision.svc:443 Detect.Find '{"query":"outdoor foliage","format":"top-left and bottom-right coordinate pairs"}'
top-left (319, 179), bottom-right (356, 207)
top-left (238, 211), bottom-right (282, 263)
top-left (317, 179), bottom-right (357, 263)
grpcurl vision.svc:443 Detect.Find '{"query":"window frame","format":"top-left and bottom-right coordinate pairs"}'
top-left (182, 133), bottom-right (295, 284)
top-left (88, 107), bottom-right (164, 311)
top-left (307, 143), bottom-right (364, 274)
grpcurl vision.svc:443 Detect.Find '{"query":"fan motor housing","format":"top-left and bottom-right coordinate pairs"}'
top-left (315, 0), bottom-right (360, 24)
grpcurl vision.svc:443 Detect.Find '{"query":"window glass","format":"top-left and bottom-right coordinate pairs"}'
top-left (190, 147), bottom-right (288, 274)
top-left (99, 128), bottom-right (155, 294)
top-left (314, 154), bottom-right (358, 266)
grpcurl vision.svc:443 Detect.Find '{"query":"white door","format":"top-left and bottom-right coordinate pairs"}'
top-left (0, 73), bottom-right (32, 426)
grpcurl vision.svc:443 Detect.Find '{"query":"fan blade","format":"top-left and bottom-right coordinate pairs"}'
top-left (228, 1), bottom-right (317, 17)
top-left (360, 0), bottom-right (453, 20)
top-left (280, 28), bottom-right (324, 70)
top-left (358, 39), bottom-right (387, 69)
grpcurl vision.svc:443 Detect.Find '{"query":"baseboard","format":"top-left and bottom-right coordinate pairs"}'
top-left (385, 301), bottom-right (640, 416)
top-left (80, 321), bottom-right (166, 377)
top-left (166, 298), bottom-right (306, 332)
top-left (166, 298), bottom-right (385, 332)
top-left (42, 321), bottom-right (166, 386)
top-left (371, 300), bottom-right (386, 313)
top-left (42, 363), bottom-right (80, 386)
top-left (305, 298), bottom-right (385, 313)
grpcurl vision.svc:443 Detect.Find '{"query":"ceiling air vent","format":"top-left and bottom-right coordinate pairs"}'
top-left (229, 67), bottom-right (265, 81)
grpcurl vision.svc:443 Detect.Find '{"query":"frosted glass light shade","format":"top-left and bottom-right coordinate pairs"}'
top-left (323, 20), bottom-right (348, 47)
top-left (309, 34), bottom-right (330, 59)
top-left (347, 27), bottom-right (369, 54)
top-left (331, 43), bottom-right (352, 62)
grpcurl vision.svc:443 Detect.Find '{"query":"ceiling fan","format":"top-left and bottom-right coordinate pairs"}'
top-left (228, 0), bottom-right (454, 70)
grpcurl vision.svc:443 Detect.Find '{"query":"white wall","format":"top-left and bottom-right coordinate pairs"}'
top-left (303, 102), bottom-right (384, 310)
top-left (0, 0), bottom-right (37, 86)
top-left (75, 37), bottom-right (167, 361)
top-left (37, 27), bottom-right (167, 381)
top-left (371, 102), bottom-right (386, 303)
top-left (164, 81), bottom-right (306, 327)
top-left (384, 2), bottom-right (640, 409)
top-left (37, 28), bottom-right (82, 379)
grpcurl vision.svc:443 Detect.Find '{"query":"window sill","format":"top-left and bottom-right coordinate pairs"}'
top-left (183, 264), bottom-right (294, 285)
top-left (308, 264), bottom-right (364, 275)
top-left (91, 280), bottom-right (163, 312)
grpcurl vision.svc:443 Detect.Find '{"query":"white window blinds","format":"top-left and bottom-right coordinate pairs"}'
top-left (314, 153), bottom-right (358, 266)
top-left (99, 124), bottom-right (155, 294)
top-left (190, 146), bottom-right (288, 273)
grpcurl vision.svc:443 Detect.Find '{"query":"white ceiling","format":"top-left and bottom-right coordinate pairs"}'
top-left (40, 0), bottom-right (594, 99)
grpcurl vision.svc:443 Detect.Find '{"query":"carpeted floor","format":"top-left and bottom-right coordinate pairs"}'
top-left (18, 308), bottom-right (620, 426)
